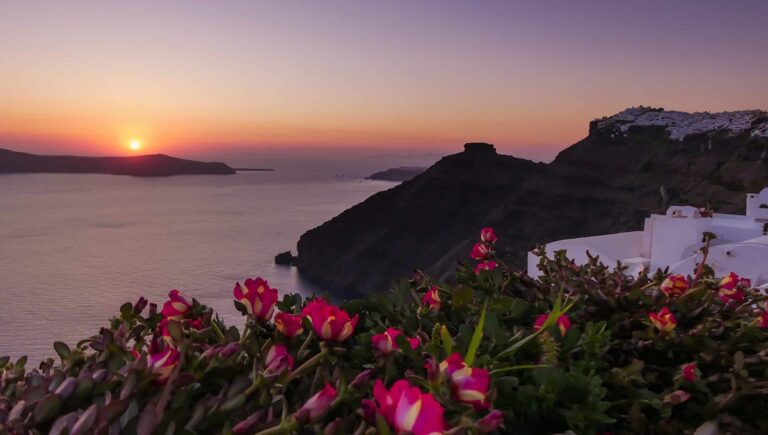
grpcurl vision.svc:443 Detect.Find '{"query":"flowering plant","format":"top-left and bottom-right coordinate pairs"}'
top-left (2, 229), bottom-right (768, 434)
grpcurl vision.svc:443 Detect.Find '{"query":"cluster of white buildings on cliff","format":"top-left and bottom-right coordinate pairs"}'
top-left (528, 188), bottom-right (768, 288)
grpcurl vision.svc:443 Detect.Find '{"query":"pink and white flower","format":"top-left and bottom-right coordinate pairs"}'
top-left (371, 328), bottom-right (420, 355)
top-left (660, 274), bottom-right (689, 298)
top-left (148, 347), bottom-right (180, 385)
top-left (719, 272), bottom-right (749, 303)
top-left (422, 286), bottom-right (441, 311)
top-left (233, 277), bottom-right (278, 321)
top-left (474, 260), bottom-right (498, 274)
top-left (274, 312), bottom-right (304, 339)
top-left (649, 307), bottom-right (677, 333)
top-left (439, 353), bottom-right (491, 410)
top-left (372, 379), bottom-right (445, 435)
top-left (480, 227), bottom-right (498, 244)
top-left (302, 298), bottom-right (358, 342)
top-left (470, 243), bottom-right (492, 261)
top-left (161, 290), bottom-right (192, 320)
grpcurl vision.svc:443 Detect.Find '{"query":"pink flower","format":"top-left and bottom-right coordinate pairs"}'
top-left (297, 383), bottom-right (337, 420)
top-left (476, 410), bottom-right (504, 433)
top-left (233, 278), bottom-right (278, 321)
top-left (757, 311), bottom-right (768, 328)
top-left (301, 298), bottom-right (358, 342)
top-left (371, 328), bottom-right (420, 355)
top-left (470, 243), bottom-right (492, 261)
top-left (682, 363), bottom-right (697, 382)
top-left (533, 313), bottom-right (571, 336)
top-left (660, 274), bottom-right (689, 298)
top-left (264, 344), bottom-right (293, 375)
top-left (719, 272), bottom-right (748, 303)
top-left (649, 307), bottom-right (677, 333)
top-left (439, 353), bottom-right (491, 410)
top-left (480, 227), bottom-right (498, 244)
top-left (422, 286), bottom-right (441, 311)
top-left (161, 290), bottom-right (191, 320)
top-left (373, 379), bottom-right (445, 435)
top-left (474, 260), bottom-right (498, 274)
top-left (719, 272), bottom-right (747, 291)
top-left (274, 312), bottom-right (304, 339)
top-left (148, 347), bottom-right (180, 385)
top-left (158, 318), bottom-right (174, 345)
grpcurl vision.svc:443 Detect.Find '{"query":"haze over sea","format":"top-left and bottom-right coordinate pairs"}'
top-left (0, 159), bottom-right (414, 362)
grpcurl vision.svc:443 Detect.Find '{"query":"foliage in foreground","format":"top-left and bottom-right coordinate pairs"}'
top-left (2, 229), bottom-right (768, 434)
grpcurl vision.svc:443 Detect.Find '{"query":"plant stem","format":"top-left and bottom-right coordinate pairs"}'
top-left (285, 346), bottom-right (328, 384)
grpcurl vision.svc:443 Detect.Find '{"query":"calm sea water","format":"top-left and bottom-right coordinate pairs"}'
top-left (0, 173), bottom-right (391, 362)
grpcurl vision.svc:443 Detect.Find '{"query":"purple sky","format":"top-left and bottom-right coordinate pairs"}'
top-left (1, 0), bottom-right (766, 161)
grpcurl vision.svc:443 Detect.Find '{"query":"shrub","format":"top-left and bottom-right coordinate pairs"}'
top-left (2, 229), bottom-right (768, 434)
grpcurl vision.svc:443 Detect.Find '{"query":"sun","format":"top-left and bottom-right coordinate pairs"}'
top-left (129, 139), bottom-right (142, 151)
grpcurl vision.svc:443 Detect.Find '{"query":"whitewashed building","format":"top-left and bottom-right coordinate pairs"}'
top-left (527, 188), bottom-right (768, 287)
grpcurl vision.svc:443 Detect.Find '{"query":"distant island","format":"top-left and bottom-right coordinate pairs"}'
top-left (365, 166), bottom-right (426, 181)
top-left (0, 147), bottom-right (236, 176)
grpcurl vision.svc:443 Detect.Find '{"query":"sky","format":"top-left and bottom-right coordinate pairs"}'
top-left (1, 0), bottom-right (767, 162)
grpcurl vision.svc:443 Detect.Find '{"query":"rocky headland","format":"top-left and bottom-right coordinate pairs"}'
top-left (295, 107), bottom-right (768, 296)
top-left (0, 148), bottom-right (236, 176)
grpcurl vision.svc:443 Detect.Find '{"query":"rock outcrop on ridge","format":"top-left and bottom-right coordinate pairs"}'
top-left (296, 107), bottom-right (768, 296)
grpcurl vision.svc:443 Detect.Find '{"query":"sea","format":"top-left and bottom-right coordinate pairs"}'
top-left (0, 171), bottom-right (394, 363)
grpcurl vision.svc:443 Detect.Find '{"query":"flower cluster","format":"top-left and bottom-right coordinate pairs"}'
top-left (6, 227), bottom-right (768, 435)
top-left (470, 227), bottom-right (498, 274)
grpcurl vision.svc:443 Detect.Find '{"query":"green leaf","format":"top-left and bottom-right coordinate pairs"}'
top-left (440, 325), bottom-right (454, 355)
top-left (395, 334), bottom-right (415, 357)
top-left (120, 302), bottom-right (133, 318)
top-left (0, 356), bottom-right (9, 368)
top-left (376, 413), bottom-right (392, 435)
top-left (465, 299), bottom-right (488, 367)
top-left (490, 364), bottom-right (549, 375)
top-left (33, 394), bottom-right (63, 425)
top-left (233, 300), bottom-right (248, 315)
top-left (452, 286), bottom-right (474, 308)
top-left (53, 341), bottom-right (71, 360)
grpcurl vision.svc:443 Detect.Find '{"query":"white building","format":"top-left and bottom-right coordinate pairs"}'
top-left (527, 187), bottom-right (768, 287)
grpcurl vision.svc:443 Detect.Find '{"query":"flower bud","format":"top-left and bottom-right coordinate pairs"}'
top-left (296, 383), bottom-right (337, 423)
top-left (349, 369), bottom-right (375, 390)
top-left (476, 409), bottom-right (504, 433)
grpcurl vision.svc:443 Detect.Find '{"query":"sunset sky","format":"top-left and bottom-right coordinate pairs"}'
top-left (1, 0), bottom-right (767, 161)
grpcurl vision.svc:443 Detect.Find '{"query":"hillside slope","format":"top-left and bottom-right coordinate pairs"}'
top-left (296, 107), bottom-right (768, 296)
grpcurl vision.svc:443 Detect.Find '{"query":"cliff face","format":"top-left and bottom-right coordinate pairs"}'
top-left (296, 108), bottom-right (768, 296)
top-left (0, 148), bottom-right (235, 176)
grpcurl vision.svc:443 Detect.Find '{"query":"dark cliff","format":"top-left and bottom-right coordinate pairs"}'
top-left (0, 148), bottom-right (236, 176)
top-left (296, 108), bottom-right (768, 296)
